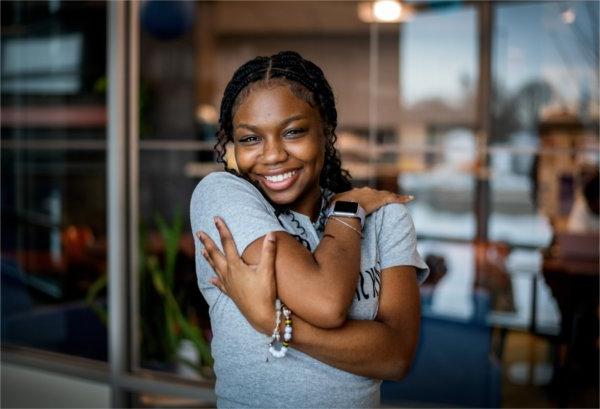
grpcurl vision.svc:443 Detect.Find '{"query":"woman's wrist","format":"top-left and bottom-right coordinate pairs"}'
top-left (329, 217), bottom-right (363, 238)
top-left (251, 302), bottom-right (278, 335)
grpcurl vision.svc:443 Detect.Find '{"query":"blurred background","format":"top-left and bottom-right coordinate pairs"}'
top-left (1, 1), bottom-right (598, 407)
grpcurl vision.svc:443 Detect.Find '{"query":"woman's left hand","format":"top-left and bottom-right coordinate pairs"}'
top-left (197, 217), bottom-right (277, 335)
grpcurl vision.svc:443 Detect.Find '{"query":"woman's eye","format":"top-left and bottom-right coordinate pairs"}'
top-left (284, 128), bottom-right (306, 138)
top-left (238, 135), bottom-right (260, 144)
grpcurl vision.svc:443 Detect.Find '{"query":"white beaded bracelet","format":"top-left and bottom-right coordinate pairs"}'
top-left (268, 298), bottom-right (292, 359)
top-left (282, 305), bottom-right (292, 342)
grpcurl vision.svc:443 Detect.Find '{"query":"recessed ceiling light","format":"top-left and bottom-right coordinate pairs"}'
top-left (373, 0), bottom-right (402, 23)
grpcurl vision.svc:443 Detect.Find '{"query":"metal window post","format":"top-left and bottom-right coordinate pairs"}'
top-left (107, 0), bottom-right (139, 406)
top-left (475, 1), bottom-right (493, 241)
top-left (368, 22), bottom-right (380, 187)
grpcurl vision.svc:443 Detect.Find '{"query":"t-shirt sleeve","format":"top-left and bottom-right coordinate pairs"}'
top-left (190, 172), bottom-right (286, 304)
top-left (377, 203), bottom-right (429, 284)
top-left (191, 172), bottom-right (285, 254)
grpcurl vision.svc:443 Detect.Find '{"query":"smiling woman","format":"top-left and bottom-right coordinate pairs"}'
top-left (190, 51), bottom-right (428, 408)
top-left (233, 83), bottom-right (325, 214)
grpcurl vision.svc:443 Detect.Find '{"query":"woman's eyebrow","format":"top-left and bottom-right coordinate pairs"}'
top-left (279, 114), bottom-right (306, 127)
top-left (236, 123), bottom-right (260, 132)
top-left (235, 114), bottom-right (307, 132)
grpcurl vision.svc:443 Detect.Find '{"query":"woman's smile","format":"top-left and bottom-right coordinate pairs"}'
top-left (259, 168), bottom-right (301, 191)
top-left (232, 84), bottom-right (325, 218)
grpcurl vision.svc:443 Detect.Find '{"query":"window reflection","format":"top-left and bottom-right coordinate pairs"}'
top-left (490, 1), bottom-right (599, 246)
top-left (398, 7), bottom-right (478, 240)
top-left (401, 128), bottom-right (477, 240)
top-left (2, 33), bottom-right (83, 94)
top-left (1, 1), bottom-right (108, 361)
top-left (402, 7), bottom-right (477, 109)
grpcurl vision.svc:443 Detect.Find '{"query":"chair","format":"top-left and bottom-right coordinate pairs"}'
top-left (381, 313), bottom-right (501, 408)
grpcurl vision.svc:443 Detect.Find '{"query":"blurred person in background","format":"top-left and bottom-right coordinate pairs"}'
top-left (567, 166), bottom-right (599, 233)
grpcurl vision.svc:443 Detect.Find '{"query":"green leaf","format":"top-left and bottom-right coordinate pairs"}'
top-left (84, 272), bottom-right (108, 326)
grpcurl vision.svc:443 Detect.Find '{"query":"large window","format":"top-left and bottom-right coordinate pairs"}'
top-left (489, 1), bottom-right (599, 247)
top-left (398, 6), bottom-right (478, 241)
top-left (1, 0), bottom-right (108, 361)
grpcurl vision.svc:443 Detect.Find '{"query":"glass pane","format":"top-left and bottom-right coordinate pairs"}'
top-left (419, 240), bottom-right (560, 335)
top-left (488, 151), bottom-right (554, 247)
top-left (490, 4), bottom-right (599, 407)
top-left (490, 1), bottom-right (600, 244)
top-left (402, 7), bottom-right (477, 109)
top-left (397, 6), bottom-right (478, 240)
top-left (400, 127), bottom-right (477, 240)
top-left (493, 1), bottom-right (599, 136)
top-left (1, 1), bottom-right (108, 360)
top-left (137, 0), bottom-right (210, 378)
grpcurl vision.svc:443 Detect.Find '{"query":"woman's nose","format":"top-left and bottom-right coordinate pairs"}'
top-left (261, 138), bottom-right (288, 164)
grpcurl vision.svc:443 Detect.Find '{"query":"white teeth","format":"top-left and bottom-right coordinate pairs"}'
top-left (265, 170), bottom-right (296, 183)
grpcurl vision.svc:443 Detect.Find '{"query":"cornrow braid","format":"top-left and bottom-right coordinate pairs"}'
top-left (214, 50), bottom-right (352, 194)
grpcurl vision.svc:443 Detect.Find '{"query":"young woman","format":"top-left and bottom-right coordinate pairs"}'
top-left (191, 51), bottom-right (428, 408)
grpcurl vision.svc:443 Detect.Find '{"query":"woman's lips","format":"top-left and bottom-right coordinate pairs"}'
top-left (260, 169), bottom-right (300, 191)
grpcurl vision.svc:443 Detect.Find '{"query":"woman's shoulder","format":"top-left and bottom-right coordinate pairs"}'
top-left (376, 202), bottom-right (410, 221)
top-left (372, 202), bottom-right (415, 234)
top-left (196, 171), bottom-right (247, 189)
top-left (192, 171), bottom-right (262, 202)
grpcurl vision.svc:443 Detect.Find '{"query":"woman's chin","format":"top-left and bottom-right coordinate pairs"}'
top-left (265, 190), bottom-right (299, 206)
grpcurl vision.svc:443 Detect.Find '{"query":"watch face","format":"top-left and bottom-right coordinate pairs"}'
top-left (334, 201), bottom-right (359, 214)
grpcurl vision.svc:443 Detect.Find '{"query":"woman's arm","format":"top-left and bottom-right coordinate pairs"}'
top-left (289, 266), bottom-right (421, 380)
top-left (198, 186), bottom-right (410, 328)
top-left (201, 222), bottom-right (422, 380)
top-left (236, 215), bottom-right (361, 328)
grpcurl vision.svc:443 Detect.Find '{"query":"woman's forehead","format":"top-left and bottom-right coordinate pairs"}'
top-left (233, 84), bottom-right (320, 125)
top-left (234, 78), bottom-right (315, 110)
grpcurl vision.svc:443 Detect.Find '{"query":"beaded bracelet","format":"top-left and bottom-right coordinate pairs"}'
top-left (268, 298), bottom-right (282, 346)
top-left (268, 298), bottom-right (293, 359)
top-left (282, 305), bottom-right (292, 343)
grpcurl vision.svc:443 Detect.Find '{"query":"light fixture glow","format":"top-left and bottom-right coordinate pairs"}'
top-left (373, 0), bottom-right (402, 23)
top-left (561, 8), bottom-right (576, 24)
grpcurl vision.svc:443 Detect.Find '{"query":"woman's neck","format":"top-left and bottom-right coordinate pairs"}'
top-left (289, 185), bottom-right (323, 222)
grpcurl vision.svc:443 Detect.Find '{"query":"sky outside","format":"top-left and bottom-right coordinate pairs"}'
top-left (402, 1), bottom-right (599, 112)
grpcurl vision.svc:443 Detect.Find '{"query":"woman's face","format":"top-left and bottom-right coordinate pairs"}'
top-left (232, 84), bottom-right (325, 215)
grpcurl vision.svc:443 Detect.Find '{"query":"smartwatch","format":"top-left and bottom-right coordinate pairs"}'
top-left (325, 201), bottom-right (366, 228)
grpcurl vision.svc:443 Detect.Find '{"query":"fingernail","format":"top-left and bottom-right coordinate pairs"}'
top-left (214, 216), bottom-right (221, 225)
top-left (267, 232), bottom-right (275, 243)
top-left (408, 195), bottom-right (414, 200)
top-left (197, 231), bottom-right (205, 240)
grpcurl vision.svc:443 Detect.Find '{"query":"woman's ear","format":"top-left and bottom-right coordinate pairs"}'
top-left (225, 141), bottom-right (239, 171)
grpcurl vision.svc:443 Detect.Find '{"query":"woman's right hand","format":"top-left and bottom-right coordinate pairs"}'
top-left (197, 218), bottom-right (278, 335)
top-left (331, 187), bottom-right (413, 216)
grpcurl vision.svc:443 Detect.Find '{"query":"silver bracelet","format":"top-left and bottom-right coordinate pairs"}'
top-left (329, 217), bottom-right (363, 238)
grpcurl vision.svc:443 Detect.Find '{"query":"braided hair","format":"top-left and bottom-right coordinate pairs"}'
top-left (214, 50), bottom-right (352, 193)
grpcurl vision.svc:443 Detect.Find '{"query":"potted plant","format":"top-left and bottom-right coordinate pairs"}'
top-left (86, 211), bottom-right (213, 377)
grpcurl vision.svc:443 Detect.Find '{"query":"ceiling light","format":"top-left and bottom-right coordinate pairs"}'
top-left (357, 1), bottom-right (412, 24)
top-left (561, 8), bottom-right (576, 24)
top-left (373, 0), bottom-right (402, 22)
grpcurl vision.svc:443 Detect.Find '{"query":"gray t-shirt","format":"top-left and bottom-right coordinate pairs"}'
top-left (190, 172), bottom-right (428, 408)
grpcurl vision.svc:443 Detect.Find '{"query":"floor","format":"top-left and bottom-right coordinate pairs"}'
top-left (501, 331), bottom-right (599, 408)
